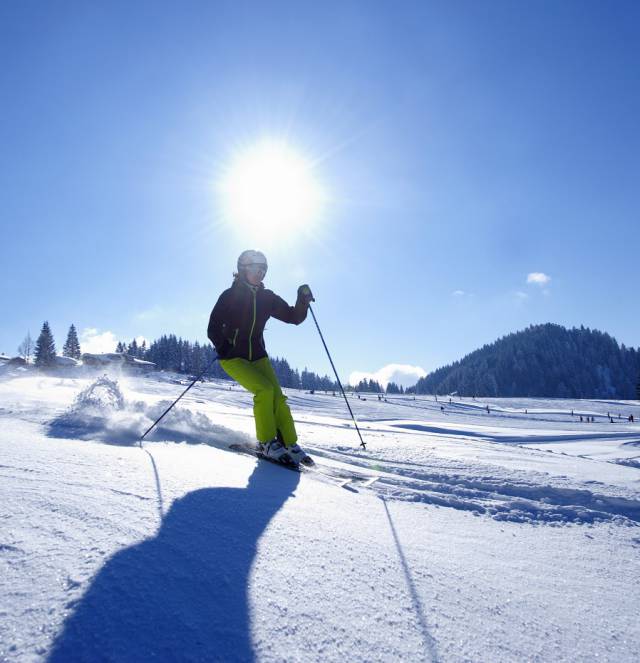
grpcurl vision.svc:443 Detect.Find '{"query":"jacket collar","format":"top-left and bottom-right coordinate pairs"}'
top-left (233, 277), bottom-right (265, 293)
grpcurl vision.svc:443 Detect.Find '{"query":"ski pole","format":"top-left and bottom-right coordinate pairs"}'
top-left (308, 305), bottom-right (366, 450)
top-left (139, 354), bottom-right (219, 447)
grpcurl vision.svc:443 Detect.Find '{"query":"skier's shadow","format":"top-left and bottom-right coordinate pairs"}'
top-left (47, 460), bottom-right (299, 663)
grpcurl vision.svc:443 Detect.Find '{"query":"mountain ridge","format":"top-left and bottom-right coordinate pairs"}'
top-left (409, 323), bottom-right (640, 399)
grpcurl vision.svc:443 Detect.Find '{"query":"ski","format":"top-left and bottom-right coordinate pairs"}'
top-left (229, 443), bottom-right (380, 490)
top-left (338, 475), bottom-right (379, 490)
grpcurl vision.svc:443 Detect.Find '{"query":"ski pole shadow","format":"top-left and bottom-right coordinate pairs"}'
top-left (381, 496), bottom-right (440, 663)
top-left (47, 460), bottom-right (300, 663)
top-left (142, 446), bottom-right (165, 520)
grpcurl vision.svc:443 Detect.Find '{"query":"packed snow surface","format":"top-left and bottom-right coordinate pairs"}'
top-left (1, 368), bottom-right (639, 662)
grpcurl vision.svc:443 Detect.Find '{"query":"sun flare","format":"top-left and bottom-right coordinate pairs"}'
top-left (218, 140), bottom-right (324, 239)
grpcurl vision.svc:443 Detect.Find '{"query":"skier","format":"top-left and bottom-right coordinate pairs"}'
top-left (207, 250), bottom-right (314, 464)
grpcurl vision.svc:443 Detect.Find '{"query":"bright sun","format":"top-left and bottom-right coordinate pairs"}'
top-left (219, 139), bottom-right (324, 239)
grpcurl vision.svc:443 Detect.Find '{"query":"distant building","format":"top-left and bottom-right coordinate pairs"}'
top-left (81, 353), bottom-right (156, 373)
top-left (54, 355), bottom-right (81, 369)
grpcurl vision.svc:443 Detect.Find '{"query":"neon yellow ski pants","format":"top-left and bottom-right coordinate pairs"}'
top-left (219, 356), bottom-right (298, 445)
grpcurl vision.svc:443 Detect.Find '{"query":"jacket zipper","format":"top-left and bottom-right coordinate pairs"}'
top-left (248, 290), bottom-right (257, 360)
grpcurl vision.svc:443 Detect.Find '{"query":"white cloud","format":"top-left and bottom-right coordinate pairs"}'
top-left (527, 272), bottom-right (551, 286)
top-left (349, 363), bottom-right (427, 389)
top-left (80, 328), bottom-right (118, 354)
top-left (515, 291), bottom-right (529, 301)
top-left (452, 290), bottom-right (466, 297)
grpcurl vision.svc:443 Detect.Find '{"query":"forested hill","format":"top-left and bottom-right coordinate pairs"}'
top-left (410, 324), bottom-right (640, 399)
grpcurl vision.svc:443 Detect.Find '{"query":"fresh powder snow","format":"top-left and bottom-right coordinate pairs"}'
top-left (1, 368), bottom-right (639, 662)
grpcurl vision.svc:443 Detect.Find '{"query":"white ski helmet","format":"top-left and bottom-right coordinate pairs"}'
top-left (237, 249), bottom-right (268, 274)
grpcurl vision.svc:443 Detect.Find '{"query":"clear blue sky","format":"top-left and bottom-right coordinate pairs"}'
top-left (2, 1), bottom-right (639, 384)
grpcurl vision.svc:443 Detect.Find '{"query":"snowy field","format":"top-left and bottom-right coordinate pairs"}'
top-left (1, 367), bottom-right (639, 662)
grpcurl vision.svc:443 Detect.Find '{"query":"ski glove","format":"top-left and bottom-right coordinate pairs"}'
top-left (297, 284), bottom-right (315, 306)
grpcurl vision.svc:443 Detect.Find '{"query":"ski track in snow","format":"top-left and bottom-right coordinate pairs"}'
top-left (1, 369), bottom-right (639, 662)
top-left (307, 445), bottom-right (640, 525)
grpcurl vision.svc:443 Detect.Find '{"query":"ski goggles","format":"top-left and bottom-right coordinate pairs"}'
top-left (244, 263), bottom-right (268, 277)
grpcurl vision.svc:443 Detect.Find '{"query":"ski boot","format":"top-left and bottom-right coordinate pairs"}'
top-left (286, 443), bottom-right (314, 466)
top-left (258, 439), bottom-right (291, 463)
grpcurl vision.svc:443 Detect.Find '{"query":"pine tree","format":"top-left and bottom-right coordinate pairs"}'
top-left (62, 324), bottom-right (82, 359)
top-left (410, 323), bottom-right (640, 398)
top-left (34, 321), bottom-right (57, 368)
top-left (301, 368), bottom-right (315, 391)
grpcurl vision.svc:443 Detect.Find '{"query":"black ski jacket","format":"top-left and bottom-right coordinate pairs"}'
top-left (207, 279), bottom-right (309, 361)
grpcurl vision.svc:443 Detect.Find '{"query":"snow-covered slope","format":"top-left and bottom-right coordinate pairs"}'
top-left (1, 371), bottom-right (639, 662)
